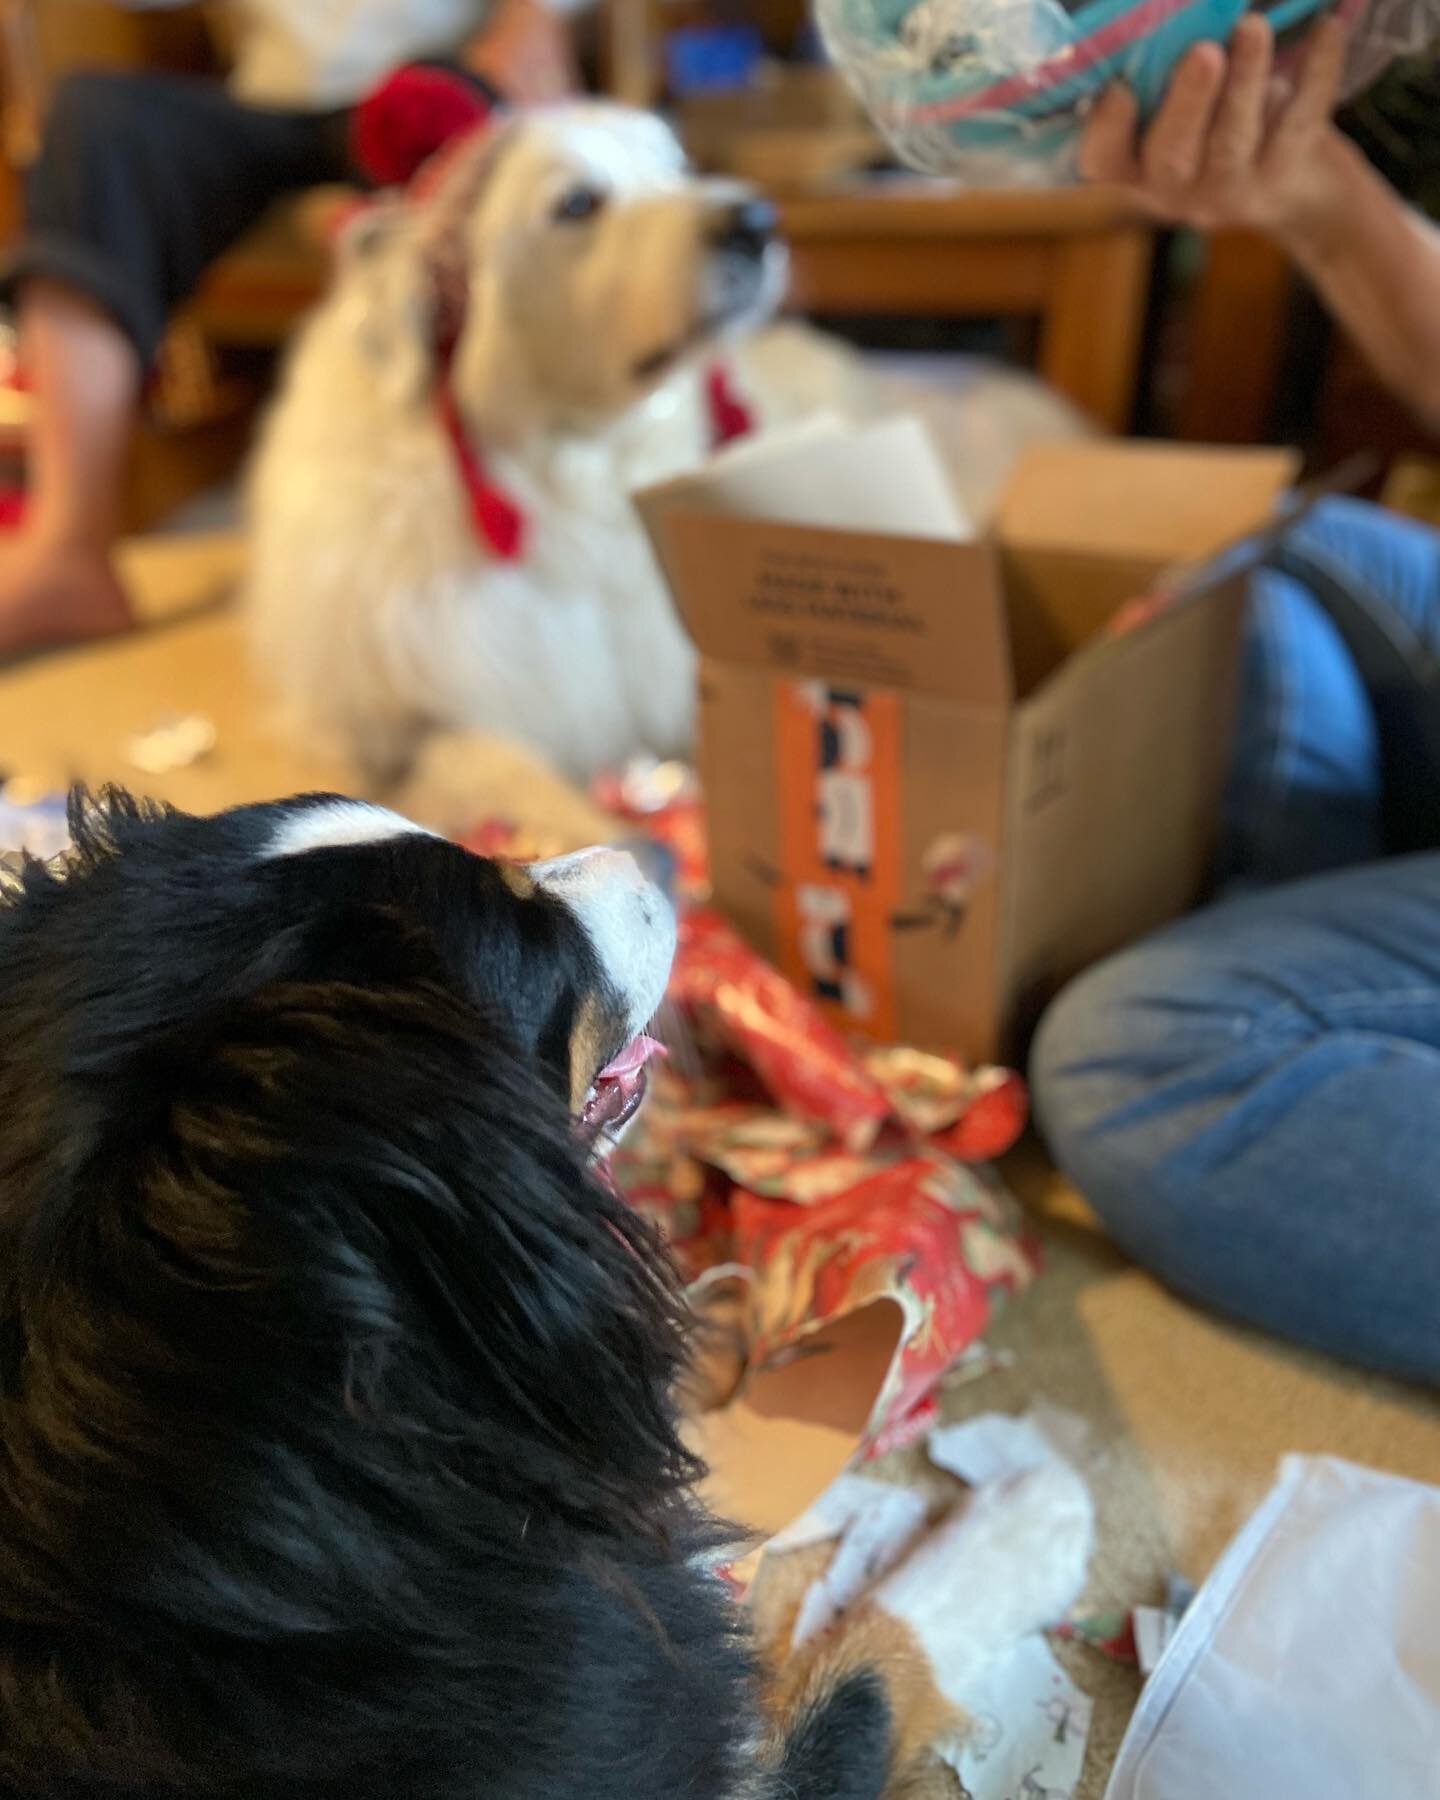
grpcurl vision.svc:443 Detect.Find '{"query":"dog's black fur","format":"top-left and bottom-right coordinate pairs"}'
top-left (0, 790), bottom-right (892, 1799)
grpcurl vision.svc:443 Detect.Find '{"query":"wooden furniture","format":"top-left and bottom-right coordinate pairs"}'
top-left (1174, 229), bottom-right (1296, 444)
top-left (777, 182), bottom-right (1152, 431)
top-left (1174, 225), bottom-right (1440, 483)
top-left (601, 0), bottom-right (661, 104)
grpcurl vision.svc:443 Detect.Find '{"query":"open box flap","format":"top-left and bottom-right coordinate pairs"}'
top-left (1001, 571), bottom-right (1246, 1051)
top-left (652, 510), bottom-right (1013, 704)
top-left (635, 413), bottom-right (974, 542)
top-left (995, 441), bottom-right (1299, 564)
top-left (1023, 466), bottom-right (1353, 709)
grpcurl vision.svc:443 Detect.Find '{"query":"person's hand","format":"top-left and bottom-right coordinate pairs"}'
top-left (464, 0), bottom-right (580, 105)
top-left (1078, 14), bottom-right (1352, 247)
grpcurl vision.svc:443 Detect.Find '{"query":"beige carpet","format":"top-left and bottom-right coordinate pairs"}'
top-left (4, 535), bottom-right (1438, 1797)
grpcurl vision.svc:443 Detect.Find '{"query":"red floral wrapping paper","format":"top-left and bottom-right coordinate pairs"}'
top-left (614, 897), bottom-right (1036, 1449)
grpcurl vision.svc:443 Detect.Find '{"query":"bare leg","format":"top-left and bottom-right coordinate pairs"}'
top-left (463, 0), bottom-right (581, 104)
top-left (0, 278), bottom-right (137, 654)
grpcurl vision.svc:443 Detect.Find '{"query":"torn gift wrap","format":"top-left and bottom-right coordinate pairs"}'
top-left (662, 906), bottom-right (1029, 1166)
top-left (609, 901), bottom-right (1038, 1541)
top-left (668, 906), bottom-right (894, 1152)
top-left (723, 1152), bottom-right (1034, 1441)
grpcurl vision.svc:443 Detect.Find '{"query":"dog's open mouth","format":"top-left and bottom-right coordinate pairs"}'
top-left (581, 1033), bottom-right (666, 1140)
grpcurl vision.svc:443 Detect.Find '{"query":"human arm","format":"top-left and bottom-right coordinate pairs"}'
top-left (461, 0), bottom-right (581, 103)
top-left (1080, 17), bottom-right (1440, 431)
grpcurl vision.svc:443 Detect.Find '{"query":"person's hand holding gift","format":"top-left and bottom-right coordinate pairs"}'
top-left (1079, 15), bottom-right (1350, 245)
top-left (1078, 13), bottom-right (1440, 430)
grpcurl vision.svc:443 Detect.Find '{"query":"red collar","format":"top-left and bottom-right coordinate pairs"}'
top-left (436, 356), bottom-right (755, 563)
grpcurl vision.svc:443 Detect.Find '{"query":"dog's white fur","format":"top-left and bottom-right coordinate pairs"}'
top-left (247, 102), bottom-right (1086, 787)
top-left (263, 800), bottom-right (435, 860)
top-left (532, 845), bottom-right (677, 1045)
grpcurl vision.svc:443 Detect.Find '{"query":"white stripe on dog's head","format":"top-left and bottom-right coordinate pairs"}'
top-left (530, 846), bottom-right (675, 1043)
top-left (264, 802), bottom-right (434, 861)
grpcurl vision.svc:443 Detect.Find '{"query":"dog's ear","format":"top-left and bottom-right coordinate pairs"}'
top-left (417, 121), bottom-right (535, 437)
top-left (446, 257), bottom-right (530, 435)
top-left (336, 199), bottom-right (437, 410)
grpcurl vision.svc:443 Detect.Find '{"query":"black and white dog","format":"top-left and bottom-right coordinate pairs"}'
top-left (0, 788), bottom-right (905, 1799)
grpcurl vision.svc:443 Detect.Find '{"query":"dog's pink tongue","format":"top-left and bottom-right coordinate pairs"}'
top-left (584, 1035), bottom-right (667, 1134)
top-left (597, 1035), bottom-right (666, 1083)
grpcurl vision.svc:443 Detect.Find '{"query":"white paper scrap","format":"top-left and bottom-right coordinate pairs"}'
top-left (1131, 1607), bottom-right (1172, 1677)
top-left (921, 1406), bottom-right (1095, 1796)
top-left (941, 1634), bottom-right (1094, 1800)
top-left (790, 1484), bottom-right (930, 1648)
top-left (753, 1407), bottom-right (1097, 1799)
top-left (765, 1472), bottom-right (923, 1558)
top-left (1132, 1574), bottom-right (1197, 1677)
top-left (927, 1401), bottom-right (1089, 1488)
top-left (762, 1473), bottom-right (930, 1647)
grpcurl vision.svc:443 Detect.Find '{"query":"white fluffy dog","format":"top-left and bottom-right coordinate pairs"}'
top-left (247, 103), bottom-right (1084, 786)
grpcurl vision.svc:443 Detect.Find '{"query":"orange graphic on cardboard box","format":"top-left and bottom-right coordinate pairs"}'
top-left (774, 681), bottom-right (902, 1041)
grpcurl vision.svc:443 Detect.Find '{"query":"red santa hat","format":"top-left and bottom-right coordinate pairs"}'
top-left (349, 60), bottom-right (501, 191)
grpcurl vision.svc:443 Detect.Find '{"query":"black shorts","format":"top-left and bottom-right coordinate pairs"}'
top-left (1, 68), bottom-right (354, 367)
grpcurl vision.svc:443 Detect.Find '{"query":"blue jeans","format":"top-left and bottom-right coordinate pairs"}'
top-left (1032, 500), bottom-right (1440, 1384)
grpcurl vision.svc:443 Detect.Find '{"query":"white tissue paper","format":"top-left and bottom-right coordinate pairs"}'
top-left (757, 1406), bottom-right (1097, 1800)
top-left (926, 1405), bottom-right (1095, 1798)
top-left (1106, 1454), bottom-right (1440, 1800)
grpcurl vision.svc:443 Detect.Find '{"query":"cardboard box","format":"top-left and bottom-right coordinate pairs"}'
top-left (638, 423), bottom-right (1297, 1062)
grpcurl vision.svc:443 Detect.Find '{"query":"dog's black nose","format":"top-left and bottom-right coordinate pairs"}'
top-left (712, 197), bottom-right (778, 261)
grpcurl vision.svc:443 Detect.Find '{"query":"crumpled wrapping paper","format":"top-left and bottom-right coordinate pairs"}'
top-left (614, 893), bottom-right (1035, 1450)
top-left (469, 764), bottom-right (1039, 1453)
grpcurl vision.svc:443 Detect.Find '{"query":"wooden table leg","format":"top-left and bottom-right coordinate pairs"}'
top-left (1039, 226), bottom-right (1152, 431)
top-left (600, 0), bottom-right (660, 105)
top-left (1175, 228), bottom-right (1295, 443)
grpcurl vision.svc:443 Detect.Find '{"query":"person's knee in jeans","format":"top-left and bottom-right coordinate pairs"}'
top-left (1030, 875), bottom-right (1440, 1383)
top-left (1222, 497), bottom-right (1440, 892)
top-left (1029, 940), bottom-right (1319, 1360)
top-left (1030, 940), bottom-right (1232, 1291)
